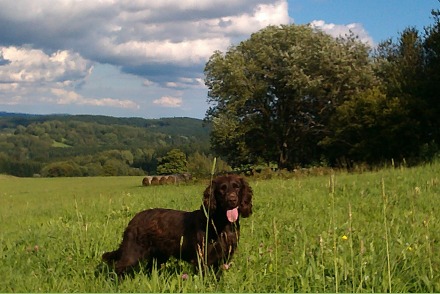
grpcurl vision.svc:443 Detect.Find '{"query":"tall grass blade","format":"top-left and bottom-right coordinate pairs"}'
top-left (382, 178), bottom-right (392, 293)
top-left (330, 173), bottom-right (339, 293)
top-left (203, 157), bottom-right (217, 270)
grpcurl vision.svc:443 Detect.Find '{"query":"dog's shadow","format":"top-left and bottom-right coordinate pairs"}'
top-left (94, 261), bottom-right (152, 282)
top-left (94, 258), bottom-right (204, 282)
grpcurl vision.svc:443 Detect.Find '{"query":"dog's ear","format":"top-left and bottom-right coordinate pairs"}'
top-left (202, 181), bottom-right (217, 215)
top-left (238, 177), bottom-right (253, 217)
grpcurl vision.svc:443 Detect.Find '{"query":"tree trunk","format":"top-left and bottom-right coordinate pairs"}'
top-left (278, 142), bottom-right (288, 169)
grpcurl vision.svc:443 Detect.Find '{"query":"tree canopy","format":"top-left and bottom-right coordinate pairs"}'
top-left (156, 149), bottom-right (188, 175)
top-left (205, 14), bottom-right (440, 169)
top-left (205, 24), bottom-right (377, 169)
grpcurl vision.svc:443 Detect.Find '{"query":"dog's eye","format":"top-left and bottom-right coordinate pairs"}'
top-left (220, 184), bottom-right (228, 191)
top-left (232, 182), bottom-right (240, 189)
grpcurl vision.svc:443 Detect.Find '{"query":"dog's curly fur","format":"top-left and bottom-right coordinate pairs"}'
top-left (102, 174), bottom-right (253, 277)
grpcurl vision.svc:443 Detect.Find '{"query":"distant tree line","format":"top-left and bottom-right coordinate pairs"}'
top-left (204, 6), bottom-right (440, 170)
top-left (0, 115), bottom-right (231, 177)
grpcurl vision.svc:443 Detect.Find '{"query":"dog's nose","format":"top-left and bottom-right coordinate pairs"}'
top-left (228, 192), bottom-right (238, 200)
top-left (227, 193), bottom-right (239, 206)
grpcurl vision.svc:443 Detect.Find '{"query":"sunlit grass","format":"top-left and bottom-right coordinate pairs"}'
top-left (51, 140), bottom-right (72, 148)
top-left (1, 162), bottom-right (440, 292)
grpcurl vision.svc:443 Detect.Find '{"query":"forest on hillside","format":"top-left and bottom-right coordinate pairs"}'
top-left (0, 113), bottom-right (222, 177)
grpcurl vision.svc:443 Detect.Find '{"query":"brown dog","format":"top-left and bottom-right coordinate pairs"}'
top-left (102, 175), bottom-right (253, 277)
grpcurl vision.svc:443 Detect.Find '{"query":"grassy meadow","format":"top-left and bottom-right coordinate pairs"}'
top-left (1, 162), bottom-right (440, 292)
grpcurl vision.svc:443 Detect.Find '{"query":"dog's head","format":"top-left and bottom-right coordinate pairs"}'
top-left (203, 175), bottom-right (253, 221)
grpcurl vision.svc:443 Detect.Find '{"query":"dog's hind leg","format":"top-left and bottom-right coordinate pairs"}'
top-left (102, 248), bottom-right (122, 264)
top-left (114, 230), bottom-right (148, 276)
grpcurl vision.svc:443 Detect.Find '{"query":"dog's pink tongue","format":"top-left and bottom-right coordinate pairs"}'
top-left (226, 207), bottom-right (239, 222)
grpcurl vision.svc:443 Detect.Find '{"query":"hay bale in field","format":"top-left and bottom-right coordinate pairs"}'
top-left (175, 173), bottom-right (192, 182)
top-left (142, 173), bottom-right (192, 186)
top-left (142, 176), bottom-right (152, 186)
top-left (183, 173), bottom-right (192, 181)
top-left (159, 176), bottom-right (169, 185)
top-left (150, 176), bottom-right (160, 185)
top-left (166, 175), bottom-right (177, 184)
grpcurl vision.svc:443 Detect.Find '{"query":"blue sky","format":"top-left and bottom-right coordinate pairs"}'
top-left (290, 0), bottom-right (435, 45)
top-left (0, 0), bottom-right (437, 119)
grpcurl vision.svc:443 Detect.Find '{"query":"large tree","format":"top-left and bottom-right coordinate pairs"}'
top-left (156, 149), bottom-right (188, 175)
top-left (204, 24), bottom-right (377, 169)
top-left (320, 86), bottom-right (417, 166)
top-left (321, 28), bottom-right (425, 166)
top-left (423, 8), bottom-right (440, 147)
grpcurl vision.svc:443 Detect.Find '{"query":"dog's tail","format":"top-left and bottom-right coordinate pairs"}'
top-left (102, 248), bottom-right (121, 263)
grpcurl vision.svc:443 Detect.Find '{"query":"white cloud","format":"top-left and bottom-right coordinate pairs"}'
top-left (179, 77), bottom-right (205, 88)
top-left (0, 46), bottom-right (92, 84)
top-left (163, 77), bottom-right (205, 89)
top-left (0, 0), bottom-right (289, 69)
top-left (309, 20), bottom-right (374, 46)
top-left (166, 82), bottom-right (179, 88)
top-left (103, 38), bottom-right (229, 66)
top-left (0, 0), bottom-right (290, 117)
top-left (142, 79), bottom-right (157, 87)
top-left (213, 1), bottom-right (289, 36)
top-left (0, 46), bottom-right (138, 110)
top-left (50, 88), bottom-right (140, 109)
top-left (153, 96), bottom-right (183, 108)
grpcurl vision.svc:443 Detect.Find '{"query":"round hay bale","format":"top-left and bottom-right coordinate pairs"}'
top-left (151, 176), bottom-right (160, 185)
top-left (159, 176), bottom-right (169, 185)
top-left (142, 176), bottom-right (152, 186)
top-left (166, 175), bottom-right (177, 184)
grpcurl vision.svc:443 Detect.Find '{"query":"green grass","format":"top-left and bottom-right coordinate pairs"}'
top-left (51, 140), bottom-right (72, 148)
top-left (1, 163), bottom-right (440, 292)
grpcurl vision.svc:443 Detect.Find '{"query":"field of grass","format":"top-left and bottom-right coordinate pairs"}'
top-left (1, 162), bottom-right (439, 292)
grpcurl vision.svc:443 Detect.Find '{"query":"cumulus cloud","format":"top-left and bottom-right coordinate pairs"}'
top-left (153, 96), bottom-right (183, 108)
top-left (164, 77), bottom-right (205, 89)
top-left (142, 79), bottom-right (157, 87)
top-left (0, 46), bottom-right (92, 85)
top-left (50, 88), bottom-right (139, 109)
top-left (0, 0), bottom-right (289, 116)
top-left (103, 38), bottom-right (229, 67)
top-left (309, 20), bottom-right (374, 46)
top-left (210, 1), bottom-right (289, 36)
top-left (0, 0), bottom-right (289, 70)
top-left (0, 46), bottom-right (138, 110)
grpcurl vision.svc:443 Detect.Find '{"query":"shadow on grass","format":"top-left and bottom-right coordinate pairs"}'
top-left (94, 257), bottom-right (221, 285)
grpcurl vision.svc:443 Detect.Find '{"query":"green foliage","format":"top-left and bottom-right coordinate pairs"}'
top-left (205, 24), bottom-right (377, 169)
top-left (320, 87), bottom-right (419, 165)
top-left (422, 8), bottom-right (440, 144)
top-left (373, 28), bottom-right (426, 161)
top-left (40, 161), bottom-right (83, 177)
top-left (0, 114), bottom-right (211, 177)
top-left (187, 152), bottom-right (232, 177)
top-left (0, 153), bottom-right (42, 177)
top-left (368, 9), bottom-right (440, 164)
top-left (1, 163), bottom-right (440, 292)
top-left (157, 149), bottom-right (188, 175)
